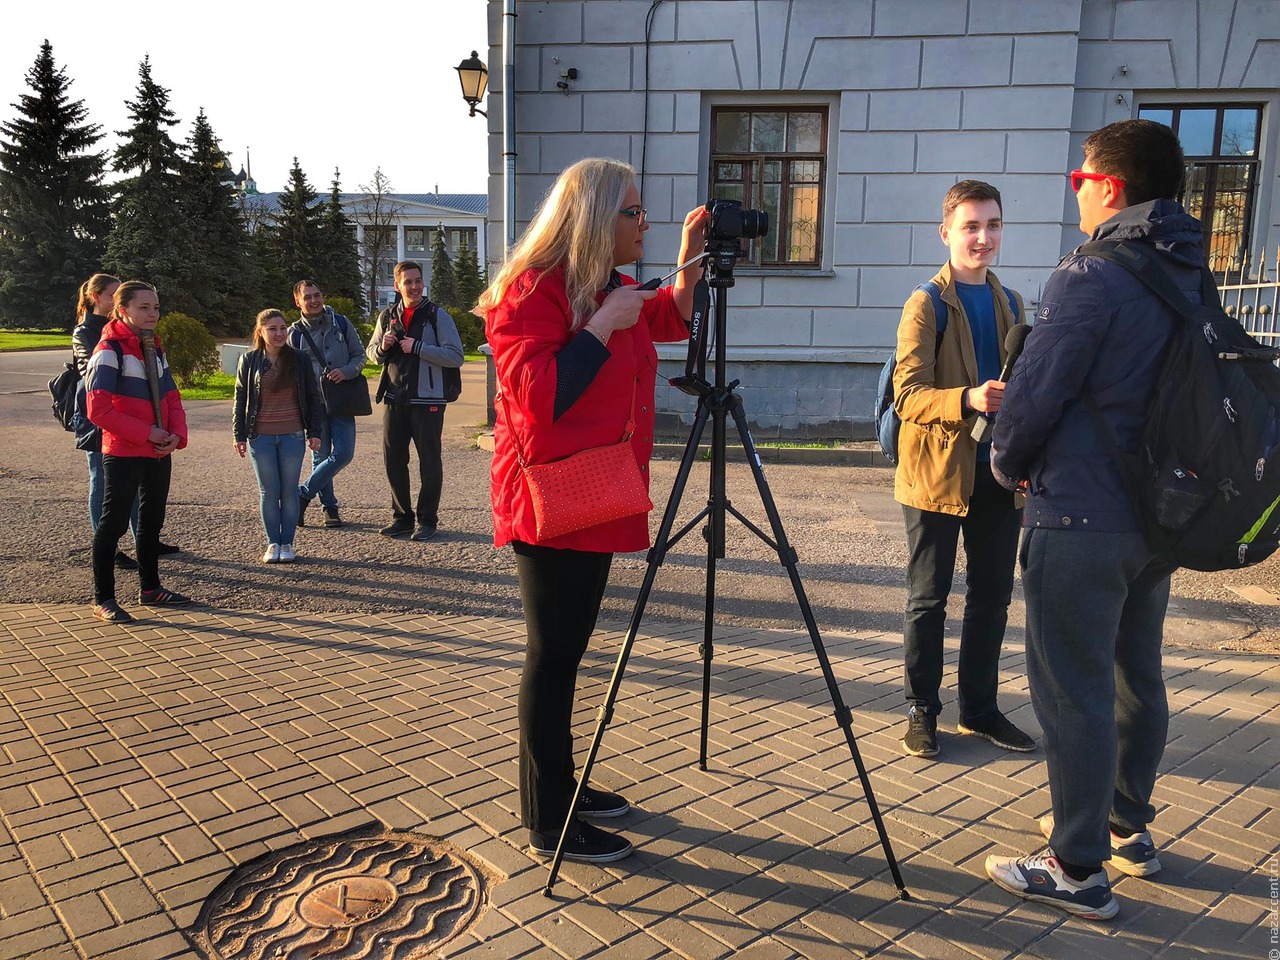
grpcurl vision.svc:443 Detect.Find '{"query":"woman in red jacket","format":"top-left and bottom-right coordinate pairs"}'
top-left (85, 281), bottom-right (191, 622)
top-left (478, 157), bottom-right (707, 864)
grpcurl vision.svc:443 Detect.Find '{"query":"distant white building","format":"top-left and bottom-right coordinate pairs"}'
top-left (483, 0), bottom-right (1280, 439)
top-left (244, 192), bottom-right (489, 310)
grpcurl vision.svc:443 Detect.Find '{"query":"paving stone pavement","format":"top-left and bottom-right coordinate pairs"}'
top-left (0, 601), bottom-right (1276, 960)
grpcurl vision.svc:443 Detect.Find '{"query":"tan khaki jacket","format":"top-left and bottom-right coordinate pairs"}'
top-left (892, 262), bottom-right (1026, 516)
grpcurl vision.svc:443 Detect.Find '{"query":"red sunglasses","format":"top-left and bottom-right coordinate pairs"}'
top-left (1069, 169), bottom-right (1126, 193)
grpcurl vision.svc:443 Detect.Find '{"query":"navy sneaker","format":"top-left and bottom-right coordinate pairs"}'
top-left (577, 785), bottom-right (629, 819)
top-left (986, 852), bottom-right (1118, 920)
top-left (1039, 814), bottom-right (1161, 877)
top-left (529, 820), bottom-right (632, 864)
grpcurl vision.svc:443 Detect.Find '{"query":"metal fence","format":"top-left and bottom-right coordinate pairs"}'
top-left (1221, 246), bottom-right (1280, 342)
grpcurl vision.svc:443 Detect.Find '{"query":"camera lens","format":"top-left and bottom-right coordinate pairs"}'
top-left (739, 209), bottom-right (769, 240)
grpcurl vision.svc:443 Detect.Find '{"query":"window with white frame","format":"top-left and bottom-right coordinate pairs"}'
top-left (709, 106), bottom-right (827, 267)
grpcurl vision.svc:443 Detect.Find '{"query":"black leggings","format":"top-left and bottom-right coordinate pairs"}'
top-left (92, 455), bottom-right (171, 603)
top-left (512, 541), bottom-right (613, 833)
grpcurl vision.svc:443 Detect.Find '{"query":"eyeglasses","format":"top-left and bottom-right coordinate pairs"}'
top-left (619, 207), bottom-right (648, 222)
top-left (1069, 169), bottom-right (1126, 193)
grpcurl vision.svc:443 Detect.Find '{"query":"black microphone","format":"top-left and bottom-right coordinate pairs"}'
top-left (972, 324), bottom-right (1032, 443)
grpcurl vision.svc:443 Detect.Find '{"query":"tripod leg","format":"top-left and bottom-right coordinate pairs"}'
top-left (698, 395), bottom-right (730, 770)
top-left (543, 397), bottom-right (712, 896)
top-left (726, 395), bottom-right (910, 899)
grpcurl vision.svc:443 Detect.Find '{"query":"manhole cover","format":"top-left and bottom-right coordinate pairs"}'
top-left (195, 829), bottom-right (484, 959)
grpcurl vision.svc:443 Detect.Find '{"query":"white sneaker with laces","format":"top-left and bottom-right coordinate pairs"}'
top-left (278, 543), bottom-right (296, 563)
top-left (263, 544), bottom-right (279, 564)
top-left (986, 852), bottom-right (1118, 920)
top-left (1039, 814), bottom-right (1161, 877)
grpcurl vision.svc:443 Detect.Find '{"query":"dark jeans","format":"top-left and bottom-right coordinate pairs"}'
top-left (92, 455), bottom-right (172, 603)
top-left (902, 467), bottom-right (1021, 720)
top-left (513, 542), bottom-right (613, 834)
top-left (382, 404), bottom-right (445, 527)
top-left (1022, 527), bottom-right (1171, 868)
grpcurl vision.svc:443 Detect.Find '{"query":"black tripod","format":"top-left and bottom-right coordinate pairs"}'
top-left (544, 244), bottom-right (908, 900)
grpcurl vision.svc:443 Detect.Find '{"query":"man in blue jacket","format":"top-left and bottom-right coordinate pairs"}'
top-left (985, 119), bottom-right (1204, 920)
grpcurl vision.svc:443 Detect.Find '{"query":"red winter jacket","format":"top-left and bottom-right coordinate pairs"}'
top-left (85, 319), bottom-right (188, 458)
top-left (488, 267), bottom-right (689, 553)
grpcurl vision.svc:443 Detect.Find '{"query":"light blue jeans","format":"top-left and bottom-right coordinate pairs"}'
top-left (87, 450), bottom-right (138, 540)
top-left (248, 431), bottom-right (307, 546)
top-left (299, 414), bottom-right (356, 511)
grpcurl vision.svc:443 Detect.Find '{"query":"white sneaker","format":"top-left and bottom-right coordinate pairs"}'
top-left (278, 543), bottom-right (296, 563)
top-left (986, 852), bottom-right (1118, 920)
top-left (263, 543), bottom-right (279, 564)
top-left (1039, 814), bottom-right (1161, 877)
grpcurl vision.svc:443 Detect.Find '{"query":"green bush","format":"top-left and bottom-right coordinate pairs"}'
top-left (157, 312), bottom-right (218, 387)
top-left (447, 308), bottom-right (485, 354)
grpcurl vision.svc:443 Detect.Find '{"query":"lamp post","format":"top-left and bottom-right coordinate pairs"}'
top-left (455, 51), bottom-right (488, 118)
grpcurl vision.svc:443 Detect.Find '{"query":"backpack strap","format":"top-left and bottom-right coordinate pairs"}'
top-left (916, 281), bottom-right (948, 348)
top-left (1076, 240), bottom-right (1200, 320)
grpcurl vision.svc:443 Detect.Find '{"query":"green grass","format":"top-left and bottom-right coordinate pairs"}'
top-left (0, 330), bottom-right (69, 351)
top-left (179, 371), bottom-right (236, 400)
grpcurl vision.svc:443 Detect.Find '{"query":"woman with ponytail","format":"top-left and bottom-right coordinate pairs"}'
top-left (233, 309), bottom-right (323, 563)
top-left (84, 281), bottom-right (191, 622)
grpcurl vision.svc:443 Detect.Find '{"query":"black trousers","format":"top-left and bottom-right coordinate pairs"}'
top-left (92, 455), bottom-right (171, 603)
top-left (382, 404), bottom-right (445, 527)
top-left (902, 466), bottom-right (1021, 720)
top-left (512, 542), bottom-right (613, 834)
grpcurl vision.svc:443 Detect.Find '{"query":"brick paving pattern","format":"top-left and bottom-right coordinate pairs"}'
top-left (0, 602), bottom-right (1276, 959)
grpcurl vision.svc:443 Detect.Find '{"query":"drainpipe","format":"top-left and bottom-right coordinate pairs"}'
top-left (503, 0), bottom-right (517, 255)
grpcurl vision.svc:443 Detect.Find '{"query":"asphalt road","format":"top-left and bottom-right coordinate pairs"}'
top-left (1, 347), bottom-right (1277, 655)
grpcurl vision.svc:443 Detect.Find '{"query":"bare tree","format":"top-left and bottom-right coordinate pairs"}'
top-left (350, 168), bottom-right (407, 311)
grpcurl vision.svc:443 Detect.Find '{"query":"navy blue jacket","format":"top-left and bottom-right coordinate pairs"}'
top-left (991, 199), bottom-right (1205, 532)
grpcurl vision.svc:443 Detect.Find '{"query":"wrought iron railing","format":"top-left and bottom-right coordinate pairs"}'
top-left (1220, 246), bottom-right (1279, 342)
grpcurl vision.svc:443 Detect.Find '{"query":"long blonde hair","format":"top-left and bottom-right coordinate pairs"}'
top-left (77, 273), bottom-right (120, 321)
top-left (477, 157), bottom-right (634, 330)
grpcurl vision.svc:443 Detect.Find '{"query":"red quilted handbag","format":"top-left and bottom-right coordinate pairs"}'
top-left (500, 380), bottom-right (652, 542)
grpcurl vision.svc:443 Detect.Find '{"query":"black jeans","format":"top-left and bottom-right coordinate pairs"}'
top-left (902, 467), bottom-right (1021, 720)
top-left (92, 455), bottom-right (171, 603)
top-left (382, 404), bottom-right (445, 527)
top-left (512, 542), bottom-right (613, 834)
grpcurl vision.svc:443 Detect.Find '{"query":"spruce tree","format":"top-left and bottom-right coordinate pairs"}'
top-left (319, 169), bottom-right (364, 312)
top-left (181, 109), bottom-right (252, 332)
top-left (454, 240), bottom-right (484, 312)
top-left (104, 57), bottom-right (198, 317)
top-left (0, 40), bottom-right (110, 329)
top-left (429, 226), bottom-right (458, 308)
top-left (274, 158), bottom-right (323, 284)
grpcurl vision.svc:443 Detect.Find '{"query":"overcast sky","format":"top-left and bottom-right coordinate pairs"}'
top-left (0, 1), bottom-right (491, 196)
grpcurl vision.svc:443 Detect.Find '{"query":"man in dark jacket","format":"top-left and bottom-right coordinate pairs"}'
top-left (289, 281), bottom-right (367, 529)
top-left (368, 261), bottom-right (465, 540)
top-left (985, 119), bottom-right (1204, 920)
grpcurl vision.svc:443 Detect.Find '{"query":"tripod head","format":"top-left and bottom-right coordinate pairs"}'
top-left (671, 199), bottom-right (770, 398)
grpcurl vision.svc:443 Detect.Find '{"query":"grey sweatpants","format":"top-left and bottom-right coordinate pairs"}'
top-left (1020, 527), bottom-right (1172, 868)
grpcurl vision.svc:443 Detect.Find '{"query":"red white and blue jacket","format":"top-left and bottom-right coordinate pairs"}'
top-left (85, 319), bottom-right (188, 458)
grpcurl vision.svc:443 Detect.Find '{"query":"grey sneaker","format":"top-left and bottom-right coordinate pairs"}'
top-left (902, 706), bottom-right (938, 758)
top-left (1039, 814), bottom-right (1161, 877)
top-left (986, 852), bottom-right (1118, 920)
top-left (411, 525), bottom-right (437, 541)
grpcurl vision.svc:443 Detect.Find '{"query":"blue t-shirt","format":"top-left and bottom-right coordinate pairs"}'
top-left (956, 280), bottom-right (1000, 462)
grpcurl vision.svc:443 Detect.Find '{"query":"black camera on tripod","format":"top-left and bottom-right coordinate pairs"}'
top-left (705, 198), bottom-right (769, 245)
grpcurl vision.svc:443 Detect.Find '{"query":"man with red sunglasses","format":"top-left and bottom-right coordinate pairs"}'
top-left (985, 119), bottom-right (1202, 920)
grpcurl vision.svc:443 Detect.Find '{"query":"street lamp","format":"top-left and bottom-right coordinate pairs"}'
top-left (455, 51), bottom-right (488, 118)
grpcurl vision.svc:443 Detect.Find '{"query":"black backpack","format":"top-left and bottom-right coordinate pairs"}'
top-left (48, 359), bottom-right (80, 431)
top-left (426, 304), bottom-right (463, 403)
top-left (1080, 240), bottom-right (1280, 571)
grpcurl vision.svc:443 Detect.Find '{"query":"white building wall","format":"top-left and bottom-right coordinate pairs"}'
top-left (486, 0), bottom-right (1280, 437)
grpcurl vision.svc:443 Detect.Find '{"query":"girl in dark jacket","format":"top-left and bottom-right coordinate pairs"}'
top-left (233, 309), bottom-right (324, 564)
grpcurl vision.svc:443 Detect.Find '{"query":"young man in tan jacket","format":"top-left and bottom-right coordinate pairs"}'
top-left (892, 180), bottom-right (1033, 759)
